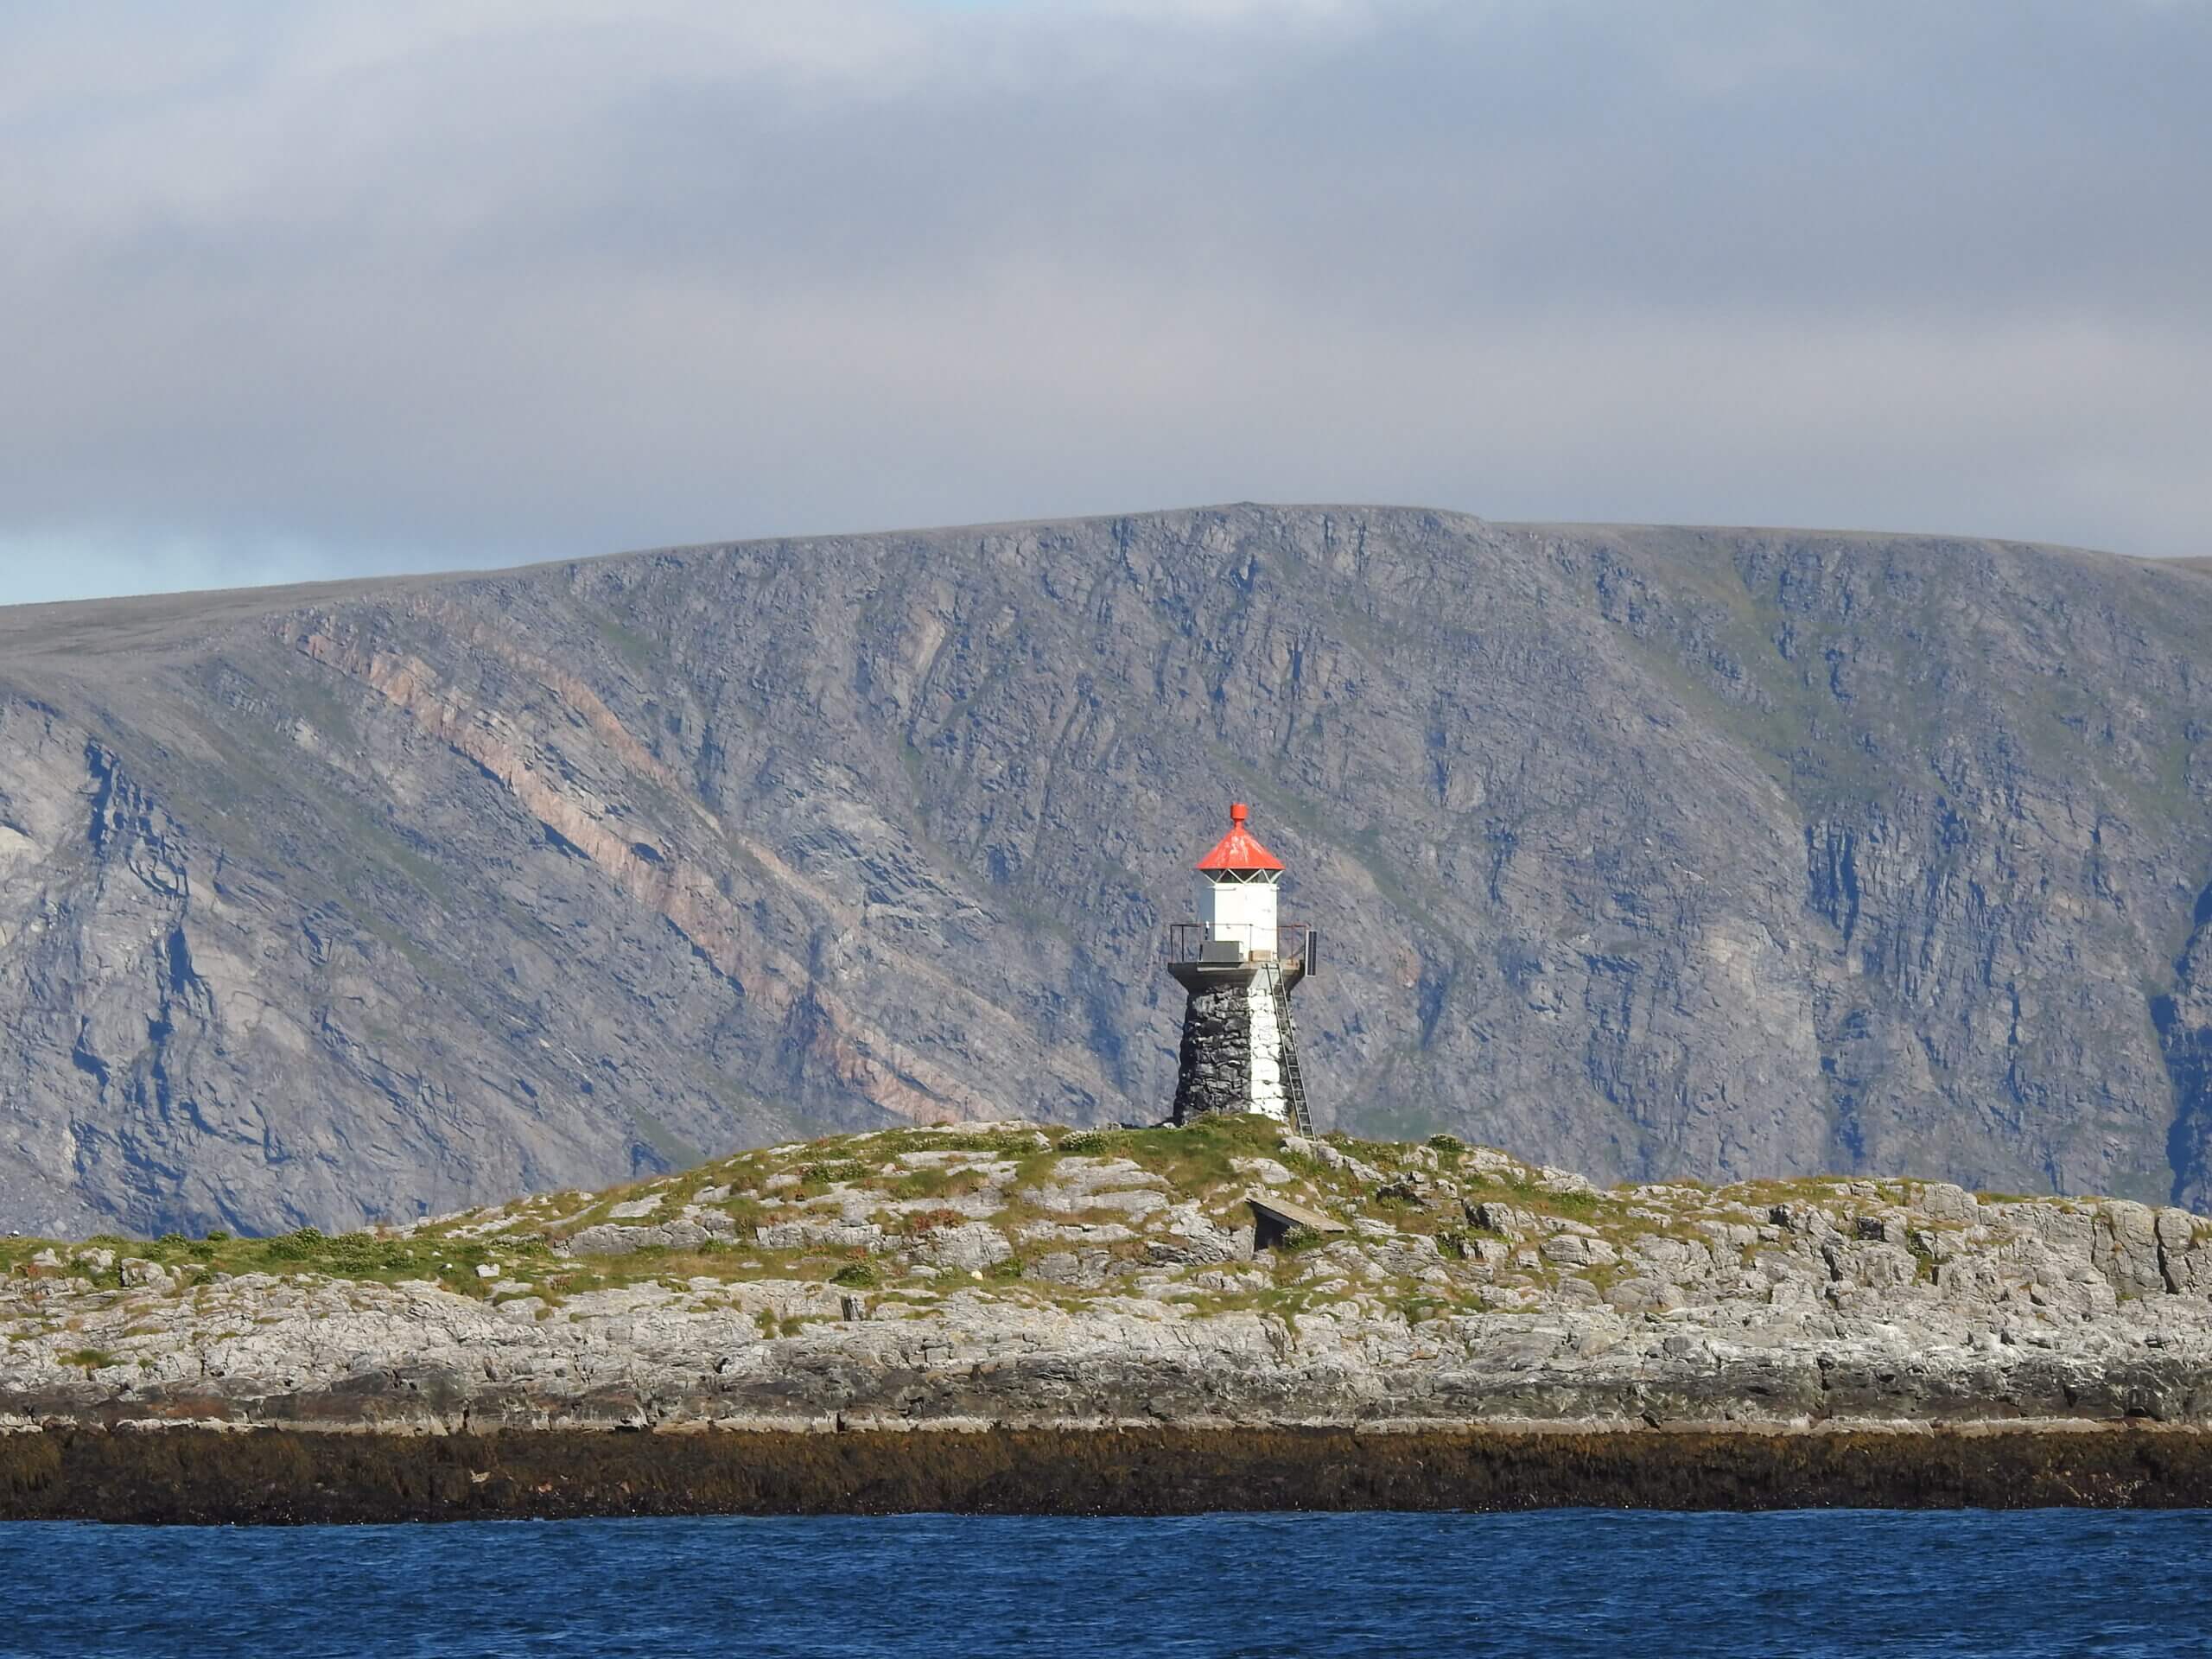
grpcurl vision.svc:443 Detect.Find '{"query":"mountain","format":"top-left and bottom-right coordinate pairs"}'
top-left (0, 505), bottom-right (2208, 1236)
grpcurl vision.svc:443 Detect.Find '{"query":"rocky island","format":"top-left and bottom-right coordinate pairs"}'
top-left (11, 1116), bottom-right (2212, 1518)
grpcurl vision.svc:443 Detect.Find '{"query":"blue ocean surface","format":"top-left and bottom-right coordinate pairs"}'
top-left (3, 1510), bottom-right (2209, 1657)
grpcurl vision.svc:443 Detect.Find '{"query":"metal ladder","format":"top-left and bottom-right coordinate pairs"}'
top-left (1268, 963), bottom-right (1315, 1137)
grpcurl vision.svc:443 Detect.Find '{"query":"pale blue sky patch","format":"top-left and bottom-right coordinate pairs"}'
top-left (0, 528), bottom-right (469, 608)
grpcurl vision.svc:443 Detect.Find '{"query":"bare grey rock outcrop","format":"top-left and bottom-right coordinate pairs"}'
top-left (1, 506), bottom-right (2210, 1235)
top-left (12, 1120), bottom-right (2212, 1435)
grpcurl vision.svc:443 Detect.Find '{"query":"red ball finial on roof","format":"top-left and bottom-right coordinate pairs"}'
top-left (1230, 802), bottom-right (1249, 825)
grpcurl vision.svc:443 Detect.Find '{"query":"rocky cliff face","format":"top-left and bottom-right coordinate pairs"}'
top-left (0, 506), bottom-right (2209, 1235)
top-left (13, 1118), bottom-right (2212, 1435)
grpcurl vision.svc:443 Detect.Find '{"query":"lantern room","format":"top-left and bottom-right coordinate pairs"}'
top-left (1194, 802), bottom-right (1284, 959)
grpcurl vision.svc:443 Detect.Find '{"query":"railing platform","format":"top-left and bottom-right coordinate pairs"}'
top-left (1165, 922), bottom-right (1315, 976)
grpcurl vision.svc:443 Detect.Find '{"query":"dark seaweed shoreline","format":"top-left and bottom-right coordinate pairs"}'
top-left (9, 1427), bottom-right (2212, 1523)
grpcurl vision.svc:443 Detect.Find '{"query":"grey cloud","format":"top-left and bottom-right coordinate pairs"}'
top-left (1, 0), bottom-right (2207, 605)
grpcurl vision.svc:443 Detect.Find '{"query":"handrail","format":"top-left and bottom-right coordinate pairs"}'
top-left (1165, 921), bottom-right (1313, 970)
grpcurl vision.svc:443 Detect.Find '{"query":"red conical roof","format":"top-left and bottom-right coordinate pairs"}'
top-left (1194, 802), bottom-right (1285, 874)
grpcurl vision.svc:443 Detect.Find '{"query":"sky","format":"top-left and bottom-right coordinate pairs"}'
top-left (2, 0), bottom-right (2208, 605)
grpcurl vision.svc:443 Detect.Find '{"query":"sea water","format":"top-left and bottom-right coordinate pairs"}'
top-left (3, 1510), bottom-right (2208, 1657)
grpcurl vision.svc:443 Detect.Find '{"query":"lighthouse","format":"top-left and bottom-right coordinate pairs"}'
top-left (1166, 804), bottom-right (1317, 1131)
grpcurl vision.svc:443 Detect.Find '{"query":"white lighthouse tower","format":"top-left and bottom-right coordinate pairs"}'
top-left (1166, 803), bottom-right (1317, 1131)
